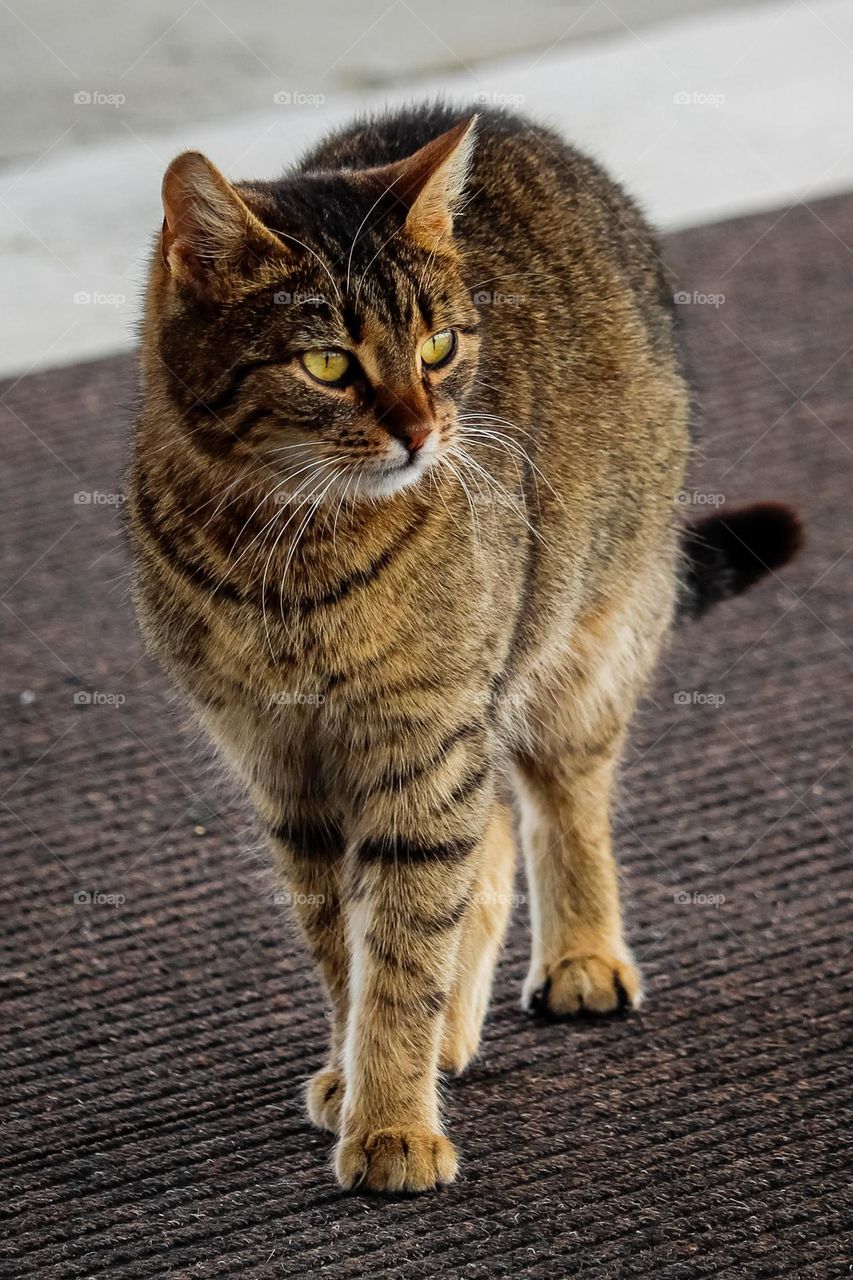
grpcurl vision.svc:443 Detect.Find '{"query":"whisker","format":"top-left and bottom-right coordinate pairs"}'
top-left (440, 455), bottom-right (483, 557)
top-left (217, 459), bottom-right (339, 590)
top-left (258, 468), bottom-right (340, 659)
top-left (451, 445), bottom-right (548, 548)
top-left (345, 170), bottom-right (406, 297)
top-left (274, 470), bottom-right (342, 649)
top-left (274, 230), bottom-right (342, 302)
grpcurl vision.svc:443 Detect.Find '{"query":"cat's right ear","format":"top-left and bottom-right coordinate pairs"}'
top-left (161, 151), bottom-right (286, 296)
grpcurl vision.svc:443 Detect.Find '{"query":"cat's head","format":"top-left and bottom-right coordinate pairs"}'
top-left (147, 117), bottom-right (480, 501)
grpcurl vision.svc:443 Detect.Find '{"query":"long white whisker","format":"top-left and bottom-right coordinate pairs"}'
top-left (457, 416), bottom-right (564, 506)
top-left (275, 230), bottom-right (341, 301)
top-left (354, 223), bottom-right (405, 307)
top-left (275, 470), bottom-right (341, 648)
top-left (457, 425), bottom-right (550, 508)
top-left (259, 468), bottom-right (340, 658)
top-left (441, 455), bottom-right (482, 557)
top-left (345, 171), bottom-right (405, 296)
top-left (451, 445), bottom-right (548, 547)
top-left (460, 433), bottom-right (525, 495)
top-left (217, 459), bottom-right (339, 589)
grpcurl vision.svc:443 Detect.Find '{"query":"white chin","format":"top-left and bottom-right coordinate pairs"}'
top-left (352, 456), bottom-right (433, 500)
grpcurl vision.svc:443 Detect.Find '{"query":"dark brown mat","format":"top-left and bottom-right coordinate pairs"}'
top-left (2, 194), bottom-right (852, 1279)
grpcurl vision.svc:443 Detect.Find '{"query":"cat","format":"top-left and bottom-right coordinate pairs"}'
top-left (126, 104), bottom-right (801, 1193)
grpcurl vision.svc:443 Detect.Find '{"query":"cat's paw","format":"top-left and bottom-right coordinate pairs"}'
top-left (306, 1067), bottom-right (345, 1133)
top-left (335, 1126), bottom-right (458, 1193)
top-left (523, 952), bottom-right (642, 1017)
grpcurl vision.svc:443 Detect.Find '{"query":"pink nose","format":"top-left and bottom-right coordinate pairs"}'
top-left (404, 425), bottom-right (431, 453)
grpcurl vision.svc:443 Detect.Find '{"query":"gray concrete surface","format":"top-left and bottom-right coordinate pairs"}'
top-left (0, 0), bottom-right (774, 167)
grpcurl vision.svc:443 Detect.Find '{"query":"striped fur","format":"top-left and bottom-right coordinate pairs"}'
top-left (127, 104), bottom-right (691, 1193)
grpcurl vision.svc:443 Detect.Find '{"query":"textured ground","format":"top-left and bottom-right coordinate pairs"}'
top-left (2, 195), bottom-right (852, 1277)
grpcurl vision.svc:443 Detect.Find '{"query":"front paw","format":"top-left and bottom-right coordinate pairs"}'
top-left (306, 1067), bottom-right (345, 1133)
top-left (523, 951), bottom-right (642, 1017)
top-left (335, 1126), bottom-right (458, 1193)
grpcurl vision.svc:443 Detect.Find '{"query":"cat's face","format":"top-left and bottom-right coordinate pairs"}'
top-left (152, 119), bottom-right (480, 501)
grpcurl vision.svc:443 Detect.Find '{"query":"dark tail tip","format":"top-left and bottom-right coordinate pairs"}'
top-left (677, 502), bottom-right (804, 622)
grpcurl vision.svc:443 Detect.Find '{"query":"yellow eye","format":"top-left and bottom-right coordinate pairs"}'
top-left (420, 329), bottom-right (456, 368)
top-left (302, 349), bottom-right (351, 384)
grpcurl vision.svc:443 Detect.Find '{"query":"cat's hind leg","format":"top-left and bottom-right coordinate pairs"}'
top-left (514, 577), bottom-right (673, 1018)
top-left (514, 741), bottom-right (642, 1016)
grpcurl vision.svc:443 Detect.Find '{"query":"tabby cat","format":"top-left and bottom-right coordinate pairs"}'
top-left (127, 104), bottom-right (800, 1193)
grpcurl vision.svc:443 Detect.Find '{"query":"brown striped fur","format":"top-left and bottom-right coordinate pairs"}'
top-left (127, 104), bottom-right (691, 1193)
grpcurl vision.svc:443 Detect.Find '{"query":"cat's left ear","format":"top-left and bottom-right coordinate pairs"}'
top-left (385, 115), bottom-right (478, 251)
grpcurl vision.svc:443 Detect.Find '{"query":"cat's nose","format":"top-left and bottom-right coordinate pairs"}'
top-left (402, 424), bottom-right (431, 454)
top-left (375, 388), bottom-right (433, 454)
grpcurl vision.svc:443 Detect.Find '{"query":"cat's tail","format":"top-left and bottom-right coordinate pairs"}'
top-left (677, 503), bottom-right (804, 622)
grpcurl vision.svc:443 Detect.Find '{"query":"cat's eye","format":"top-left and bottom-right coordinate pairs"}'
top-left (301, 349), bottom-right (351, 385)
top-left (420, 329), bottom-right (456, 369)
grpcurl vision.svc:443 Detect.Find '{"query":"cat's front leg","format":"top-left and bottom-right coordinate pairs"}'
top-left (263, 814), bottom-right (350, 1134)
top-left (334, 738), bottom-right (493, 1193)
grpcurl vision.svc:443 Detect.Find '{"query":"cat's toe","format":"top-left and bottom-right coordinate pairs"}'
top-left (523, 952), bottom-right (642, 1018)
top-left (335, 1126), bottom-right (458, 1193)
top-left (306, 1067), bottom-right (345, 1133)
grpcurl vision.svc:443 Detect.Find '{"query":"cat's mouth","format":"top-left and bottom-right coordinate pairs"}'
top-left (360, 455), bottom-right (434, 498)
top-left (352, 432), bottom-right (442, 500)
